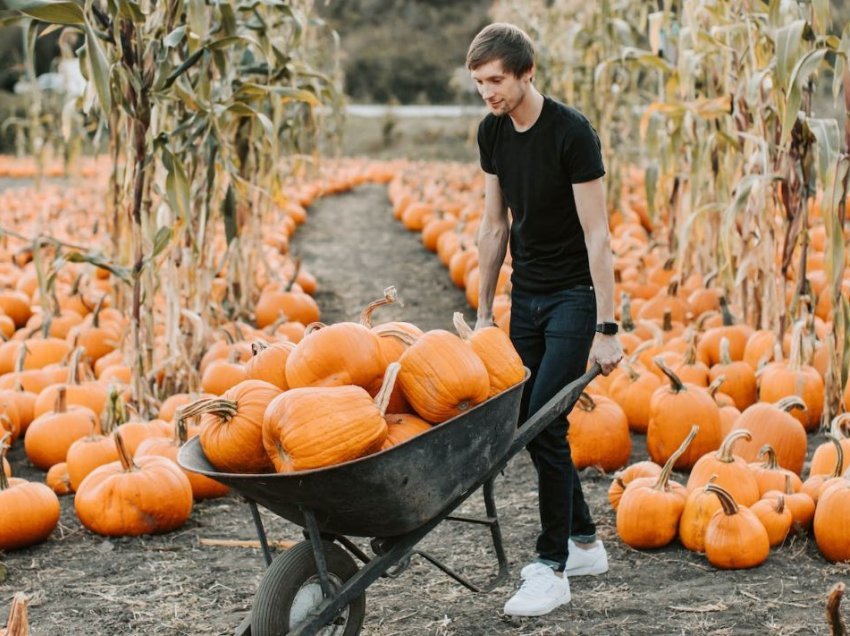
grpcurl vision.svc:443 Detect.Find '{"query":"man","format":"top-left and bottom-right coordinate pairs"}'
top-left (467, 23), bottom-right (623, 617)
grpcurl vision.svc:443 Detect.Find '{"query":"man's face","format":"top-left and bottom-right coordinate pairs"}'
top-left (470, 59), bottom-right (532, 117)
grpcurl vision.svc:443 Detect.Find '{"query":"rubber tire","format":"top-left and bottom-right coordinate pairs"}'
top-left (251, 540), bottom-right (365, 636)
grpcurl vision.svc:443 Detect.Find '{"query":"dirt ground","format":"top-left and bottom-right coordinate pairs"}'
top-left (1, 182), bottom-right (849, 636)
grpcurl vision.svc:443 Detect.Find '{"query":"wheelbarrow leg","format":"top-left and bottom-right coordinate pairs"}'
top-left (247, 498), bottom-right (273, 567)
top-left (303, 507), bottom-right (334, 599)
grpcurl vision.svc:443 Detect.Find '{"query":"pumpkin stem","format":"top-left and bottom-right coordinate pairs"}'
top-left (620, 292), bottom-right (635, 332)
top-left (829, 413), bottom-right (850, 440)
top-left (68, 346), bottom-right (85, 385)
top-left (14, 343), bottom-right (28, 374)
top-left (251, 340), bottom-right (270, 356)
top-left (101, 386), bottom-right (127, 435)
top-left (178, 397), bottom-right (238, 422)
top-left (704, 482), bottom-right (739, 516)
top-left (622, 359), bottom-right (641, 382)
top-left (827, 582), bottom-right (847, 636)
top-left (0, 432), bottom-right (11, 490)
top-left (113, 431), bottom-right (136, 472)
top-left (359, 286), bottom-right (398, 328)
top-left (266, 311), bottom-right (291, 334)
top-left (719, 337), bottom-right (732, 366)
top-left (787, 320), bottom-right (806, 372)
top-left (774, 494), bottom-right (786, 515)
top-left (304, 321), bottom-right (327, 336)
top-left (175, 410), bottom-right (191, 445)
top-left (284, 257), bottom-right (302, 292)
top-left (91, 293), bottom-right (107, 329)
top-left (783, 473), bottom-right (794, 495)
top-left (719, 296), bottom-right (735, 327)
top-left (826, 434), bottom-right (846, 479)
top-left (54, 386), bottom-right (68, 413)
top-left (376, 328), bottom-right (418, 347)
top-left (662, 308), bottom-right (673, 333)
top-left (707, 374), bottom-right (726, 400)
top-left (757, 444), bottom-right (780, 470)
top-left (653, 357), bottom-right (686, 393)
top-left (716, 429), bottom-right (752, 463)
top-left (696, 310), bottom-right (719, 332)
top-left (577, 392), bottom-right (596, 412)
top-left (653, 424), bottom-right (698, 491)
top-left (681, 329), bottom-right (698, 365)
top-left (775, 396), bottom-right (807, 414)
top-left (374, 362), bottom-right (401, 416)
top-left (452, 312), bottom-right (474, 340)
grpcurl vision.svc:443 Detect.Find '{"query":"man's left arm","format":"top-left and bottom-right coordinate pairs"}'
top-left (573, 177), bottom-right (623, 375)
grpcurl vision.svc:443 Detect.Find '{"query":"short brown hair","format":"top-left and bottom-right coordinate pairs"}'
top-left (466, 22), bottom-right (534, 77)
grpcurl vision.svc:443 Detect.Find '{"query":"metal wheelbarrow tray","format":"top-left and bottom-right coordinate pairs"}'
top-left (178, 365), bottom-right (599, 636)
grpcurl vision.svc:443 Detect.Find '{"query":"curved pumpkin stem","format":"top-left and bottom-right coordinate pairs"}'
top-left (304, 321), bottom-right (327, 336)
top-left (359, 286), bottom-right (398, 328)
top-left (653, 424), bottom-right (698, 491)
top-left (113, 431), bottom-right (136, 472)
top-left (577, 392), bottom-right (596, 412)
top-left (54, 386), bottom-right (68, 414)
top-left (775, 396), bottom-right (807, 414)
top-left (696, 310), bottom-right (719, 332)
top-left (704, 482), bottom-right (739, 516)
top-left (757, 444), bottom-right (781, 470)
top-left (621, 359), bottom-right (641, 383)
top-left (14, 343), bottom-right (28, 374)
top-left (680, 329), bottom-right (698, 365)
top-left (101, 386), bottom-right (127, 435)
top-left (284, 256), bottom-right (302, 292)
top-left (374, 362), bottom-right (401, 416)
top-left (829, 413), bottom-right (850, 440)
top-left (707, 374), bottom-right (726, 400)
top-left (175, 411), bottom-right (190, 445)
top-left (0, 432), bottom-right (11, 490)
top-left (178, 397), bottom-right (238, 423)
top-left (825, 434), bottom-right (846, 479)
top-left (452, 312), bottom-right (474, 340)
top-left (376, 328), bottom-right (418, 347)
top-left (251, 340), bottom-right (270, 356)
top-left (654, 357), bottom-right (686, 393)
top-left (91, 293), bottom-right (108, 328)
top-left (265, 311), bottom-right (291, 335)
top-left (68, 346), bottom-right (86, 385)
top-left (716, 429), bottom-right (752, 463)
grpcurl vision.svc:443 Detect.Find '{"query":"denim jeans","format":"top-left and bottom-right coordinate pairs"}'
top-left (510, 285), bottom-right (598, 570)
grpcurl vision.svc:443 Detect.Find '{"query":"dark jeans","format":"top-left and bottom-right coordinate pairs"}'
top-left (510, 285), bottom-right (598, 570)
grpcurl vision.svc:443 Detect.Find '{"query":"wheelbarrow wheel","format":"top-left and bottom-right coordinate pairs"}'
top-left (251, 540), bottom-right (365, 636)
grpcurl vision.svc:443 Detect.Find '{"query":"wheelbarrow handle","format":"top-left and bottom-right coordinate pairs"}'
top-left (505, 363), bottom-right (602, 459)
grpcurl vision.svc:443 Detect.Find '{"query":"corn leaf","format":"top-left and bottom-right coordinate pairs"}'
top-left (5, 0), bottom-right (84, 25)
top-left (83, 19), bottom-right (112, 114)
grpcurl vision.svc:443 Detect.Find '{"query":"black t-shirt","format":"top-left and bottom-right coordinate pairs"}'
top-left (477, 96), bottom-right (605, 293)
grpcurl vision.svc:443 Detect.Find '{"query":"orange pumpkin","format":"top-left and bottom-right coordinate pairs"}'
top-left (702, 483), bottom-right (770, 569)
top-left (453, 312), bottom-right (524, 398)
top-left (748, 445), bottom-right (803, 496)
top-left (567, 393), bottom-right (631, 472)
top-left (686, 429), bottom-right (760, 506)
top-left (263, 364), bottom-right (397, 471)
top-left (809, 414), bottom-right (850, 476)
top-left (812, 475), bottom-right (850, 562)
top-left (394, 329), bottom-right (489, 423)
top-left (607, 460), bottom-right (662, 510)
top-left (731, 397), bottom-right (808, 475)
top-left (381, 413), bottom-right (432, 450)
top-left (762, 474), bottom-right (815, 532)
top-left (74, 432), bottom-right (193, 536)
top-left (46, 462), bottom-right (73, 495)
top-left (0, 434), bottom-right (61, 550)
top-left (646, 358), bottom-right (721, 469)
top-left (679, 476), bottom-right (723, 553)
top-left (244, 340), bottom-right (295, 390)
top-left (615, 426), bottom-right (697, 549)
top-left (750, 495), bottom-right (793, 547)
top-left (24, 388), bottom-right (99, 470)
top-left (191, 380), bottom-right (281, 473)
top-left (708, 338), bottom-right (757, 410)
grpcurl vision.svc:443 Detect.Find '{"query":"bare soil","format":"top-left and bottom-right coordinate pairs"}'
top-left (1, 183), bottom-right (848, 636)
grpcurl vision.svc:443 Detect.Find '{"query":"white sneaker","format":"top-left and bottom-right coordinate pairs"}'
top-left (503, 562), bottom-right (571, 617)
top-left (565, 539), bottom-right (608, 576)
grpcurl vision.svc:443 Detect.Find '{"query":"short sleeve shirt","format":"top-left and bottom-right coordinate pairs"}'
top-left (477, 96), bottom-right (605, 293)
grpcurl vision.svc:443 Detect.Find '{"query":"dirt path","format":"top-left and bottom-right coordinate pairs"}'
top-left (1, 183), bottom-right (847, 636)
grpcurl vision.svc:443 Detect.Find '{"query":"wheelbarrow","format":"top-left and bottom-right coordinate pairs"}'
top-left (178, 364), bottom-right (600, 636)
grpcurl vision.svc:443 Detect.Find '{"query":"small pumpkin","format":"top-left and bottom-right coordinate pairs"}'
top-left (702, 483), bottom-right (770, 569)
top-left (809, 414), bottom-right (850, 477)
top-left (679, 475), bottom-right (723, 553)
top-left (750, 495), bottom-right (793, 547)
top-left (24, 387), bottom-right (99, 470)
top-left (686, 429), bottom-right (760, 506)
top-left (607, 460), bottom-right (662, 510)
top-left (46, 462), bottom-right (73, 495)
top-left (748, 445), bottom-right (803, 496)
top-left (244, 340), bottom-right (295, 391)
top-left (381, 413), bottom-right (431, 450)
top-left (0, 433), bottom-right (61, 550)
top-left (801, 435), bottom-right (845, 504)
top-left (708, 338), bottom-right (757, 410)
top-left (608, 360), bottom-right (661, 434)
top-left (74, 431), bottom-right (193, 536)
top-left (616, 426), bottom-right (697, 549)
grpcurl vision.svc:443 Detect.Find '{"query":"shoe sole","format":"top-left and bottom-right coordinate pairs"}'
top-left (503, 594), bottom-right (571, 617)
top-left (564, 563), bottom-right (608, 577)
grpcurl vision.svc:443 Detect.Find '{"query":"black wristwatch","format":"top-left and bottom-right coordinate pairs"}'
top-left (595, 322), bottom-right (619, 336)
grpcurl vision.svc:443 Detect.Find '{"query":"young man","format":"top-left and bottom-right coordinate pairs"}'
top-left (467, 23), bottom-right (623, 617)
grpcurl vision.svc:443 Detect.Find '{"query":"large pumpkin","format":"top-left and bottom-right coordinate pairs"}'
top-left (702, 483), bottom-right (769, 569)
top-left (813, 476), bottom-right (850, 562)
top-left (263, 364), bottom-right (397, 471)
top-left (393, 329), bottom-right (489, 423)
top-left (686, 429), bottom-right (760, 506)
top-left (731, 397), bottom-right (808, 475)
top-left (75, 432), bottom-right (193, 536)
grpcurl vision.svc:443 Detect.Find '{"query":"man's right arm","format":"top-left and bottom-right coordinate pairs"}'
top-left (475, 172), bottom-right (509, 329)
